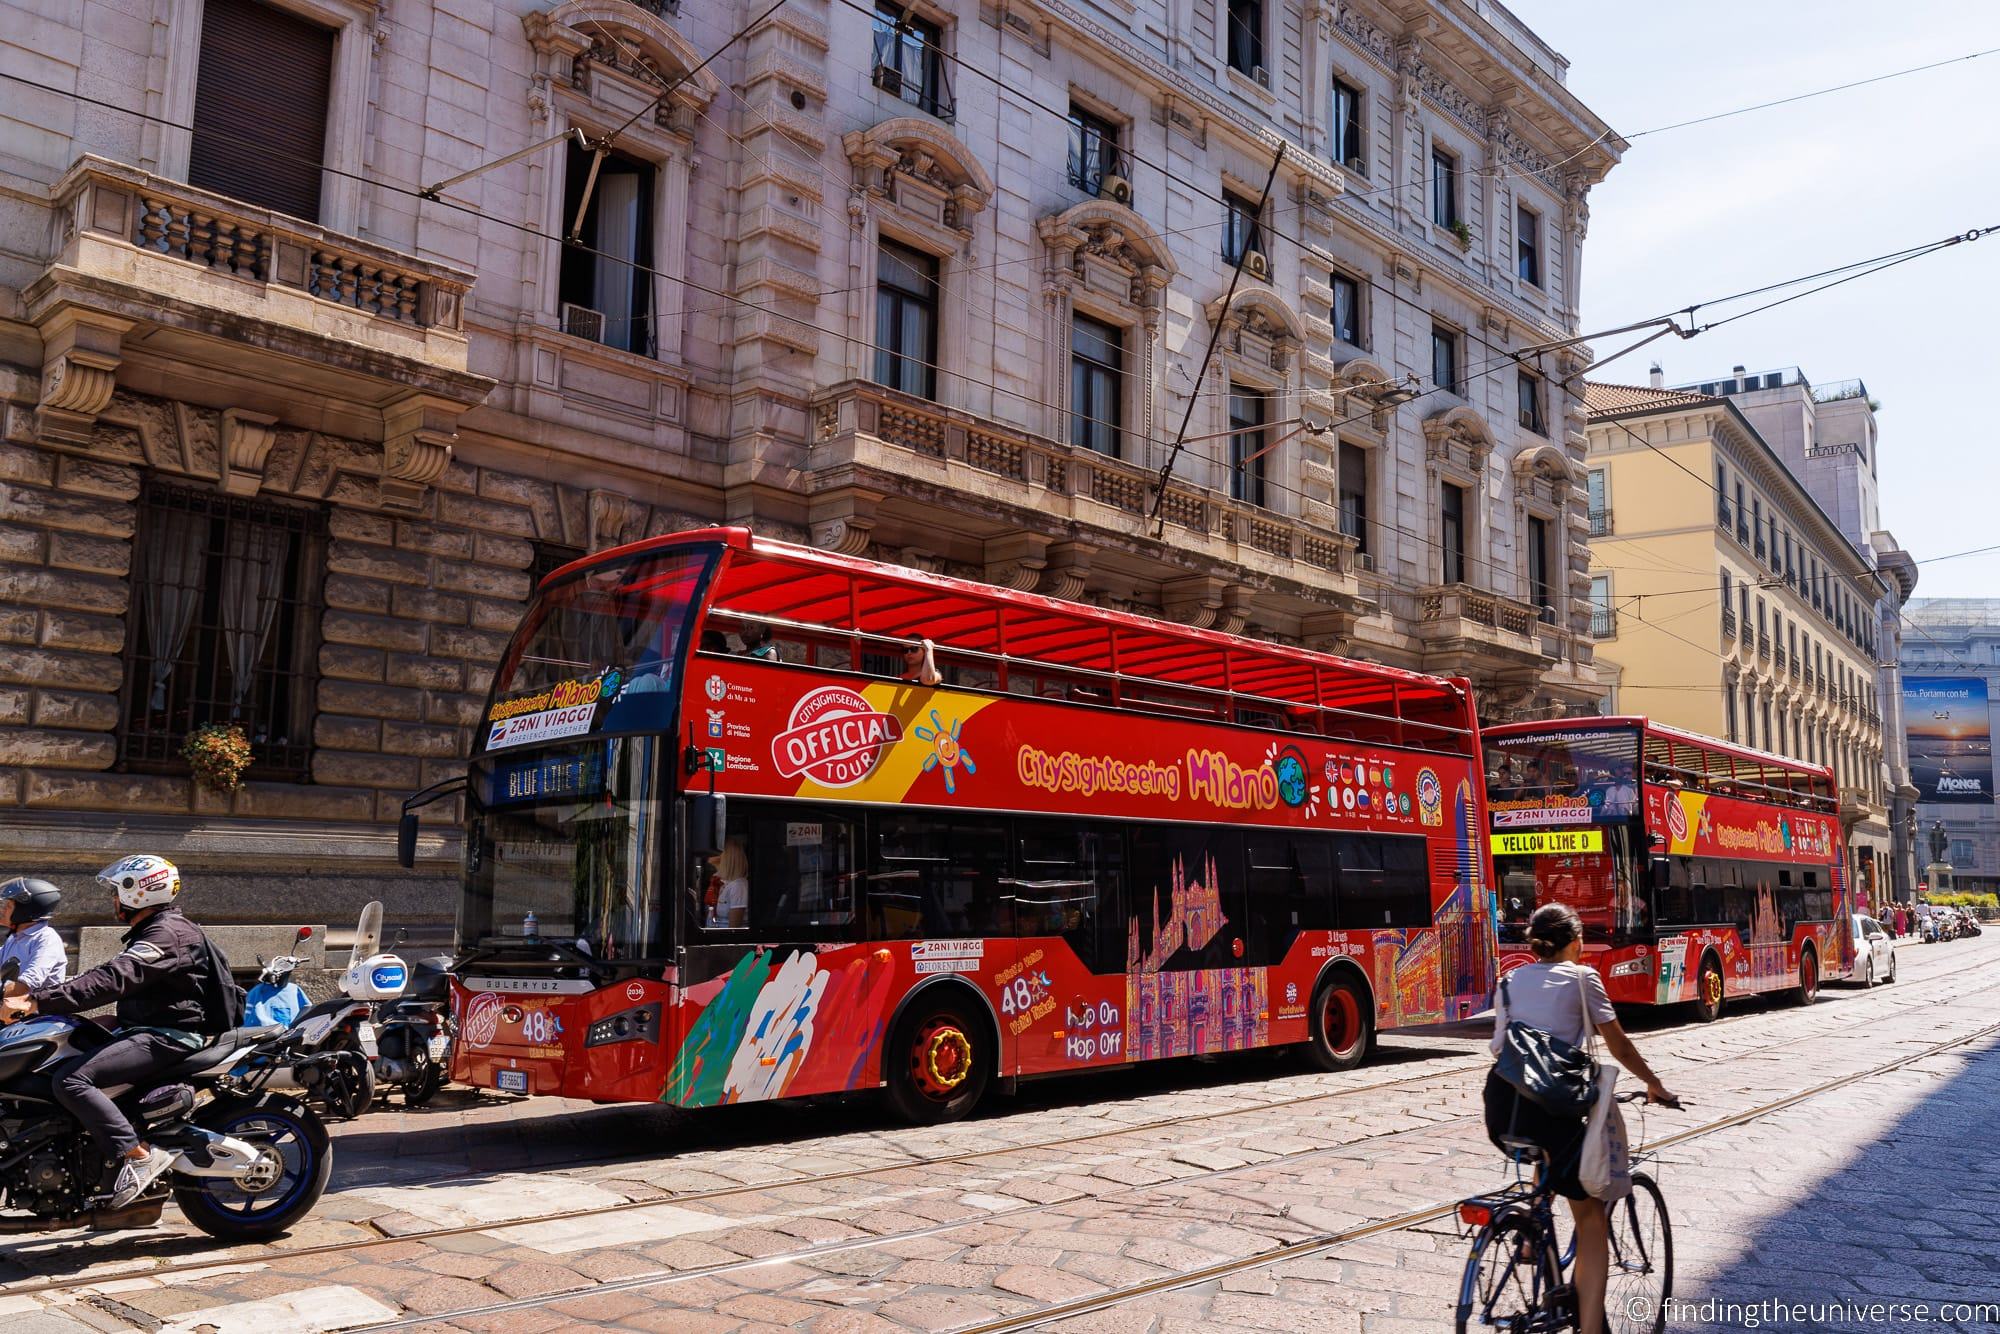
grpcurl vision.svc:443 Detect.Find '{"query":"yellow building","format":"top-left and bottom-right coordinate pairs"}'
top-left (1583, 380), bottom-right (1892, 898)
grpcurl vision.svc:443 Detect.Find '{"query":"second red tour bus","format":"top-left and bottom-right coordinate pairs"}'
top-left (417, 528), bottom-right (1499, 1121)
top-left (1481, 717), bottom-right (1853, 1020)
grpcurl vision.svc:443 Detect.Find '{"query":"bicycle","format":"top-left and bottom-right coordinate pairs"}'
top-left (1454, 1091), bottom-right (1677, 1333)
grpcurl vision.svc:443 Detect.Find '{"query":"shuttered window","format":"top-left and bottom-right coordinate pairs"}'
top-left (188, 0), bottom-right (334, 222)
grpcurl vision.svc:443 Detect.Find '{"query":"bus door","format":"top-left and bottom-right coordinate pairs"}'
top-left (1007, 821), bottom-right (1126, 1076)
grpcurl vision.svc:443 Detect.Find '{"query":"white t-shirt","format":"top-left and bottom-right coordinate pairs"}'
top-left (1491, 960), bottom-right (1615, 1054)
top-left (708, 876), bottom-right (748, 927)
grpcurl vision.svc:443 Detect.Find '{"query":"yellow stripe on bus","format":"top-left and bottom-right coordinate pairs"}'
top-left (1488, 829), bottom-right (1604, 856)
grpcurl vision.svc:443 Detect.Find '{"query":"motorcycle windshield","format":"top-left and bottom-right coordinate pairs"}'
top-left (350, 901), bottom-right (383, 971)
top-left (461, 734), bottom-right (667, 961)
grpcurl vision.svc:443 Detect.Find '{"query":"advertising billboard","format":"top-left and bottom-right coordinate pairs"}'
top-left (1904, 676), bottom-right (1994, 805)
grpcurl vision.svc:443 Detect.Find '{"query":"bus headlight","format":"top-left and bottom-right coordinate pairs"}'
top-left (1608, 958), bottom-right (1651, 978)
top-left (585, 1002), bottom-right (660, 1048)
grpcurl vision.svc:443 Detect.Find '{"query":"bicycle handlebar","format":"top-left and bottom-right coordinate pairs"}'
top-left (1617, 1090), bottom-right (1684, 1109)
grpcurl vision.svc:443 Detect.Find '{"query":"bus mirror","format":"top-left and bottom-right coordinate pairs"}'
top-left (1649, 856), bottom-right (1672, 892)
top-left (689, 793), bottom-right (726, 857)
top-left (397, 811), bottom-right (419, 869)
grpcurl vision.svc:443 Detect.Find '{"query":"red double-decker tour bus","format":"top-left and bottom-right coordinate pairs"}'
top-left (1481, 717), bottom-right (1854, 1020)
top-left (402, 528), bottom-right (1497, 1122)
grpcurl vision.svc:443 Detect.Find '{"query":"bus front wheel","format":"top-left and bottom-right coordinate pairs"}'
top-left (1304, 973), bottom-right (1374, 1072)
top-left (884, 995), bottom-right (991, 1125)
top-left (1692, 956), bottom-right (1725, 1023)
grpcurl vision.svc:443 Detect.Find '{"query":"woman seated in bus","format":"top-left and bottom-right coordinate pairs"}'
top-left (1488, 904), bottom-right (1677, 1334)
top-left (705, 839), bottom-right (750, 929)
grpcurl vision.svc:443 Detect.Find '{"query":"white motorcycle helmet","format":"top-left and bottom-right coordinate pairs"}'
top-left (97, 854), bottom-right (182, 914)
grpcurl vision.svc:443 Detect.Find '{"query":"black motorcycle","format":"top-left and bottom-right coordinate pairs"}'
top-left (0, 961), bottom-right (333, 1239)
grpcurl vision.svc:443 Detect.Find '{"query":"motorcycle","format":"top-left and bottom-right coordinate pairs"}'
top-left (367, 932), bottom-right (451, 1108)
top-left (0, 959), bottom-right (332, 1239)
top-left (231, 904), bottom-right (407, 1121)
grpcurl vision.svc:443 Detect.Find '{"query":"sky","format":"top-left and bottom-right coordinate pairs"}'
top-left (1503, 1), bottom-right (2000, 597)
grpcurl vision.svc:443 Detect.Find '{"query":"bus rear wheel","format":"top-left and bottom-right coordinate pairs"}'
top-left (1304, 973), bottom-right (1373, 1072)
top-left (1792, 948), bottom-right (1819, 1006)
top-left (1692, 956), bottom-right (1725, 1024)
top-left (885, 996), bottom-right (990, 1125)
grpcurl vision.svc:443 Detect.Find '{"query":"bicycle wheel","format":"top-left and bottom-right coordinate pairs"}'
top-left (1457, 1215), bottom-right (1561, 1332)
top-left (1605, 1172), bottom-right (1672, 1334)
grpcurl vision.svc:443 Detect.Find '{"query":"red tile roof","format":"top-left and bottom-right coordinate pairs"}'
top-left (1584, 381), bottom-right (1718, 416)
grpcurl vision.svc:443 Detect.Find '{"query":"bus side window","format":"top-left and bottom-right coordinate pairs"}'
top-left (1653, 857), bottom-right (1693, 927)
top-left (1245, 833), bottom-right (1335, 965)
top-left (1332, 834), bottom-right (1432, 930)
top-left (867, 814), bottom-right (1010, 939)
top-left (743, 806), bottom-right (860, 940)
top-left (1012, 821), bottom-right (1123, 973)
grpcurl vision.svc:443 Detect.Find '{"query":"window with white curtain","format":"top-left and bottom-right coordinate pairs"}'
top-left (122, 482), bottom-right (324, 779)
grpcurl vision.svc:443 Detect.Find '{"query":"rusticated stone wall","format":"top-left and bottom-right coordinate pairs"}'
top-left (0, 386), bottom-right (711, 942)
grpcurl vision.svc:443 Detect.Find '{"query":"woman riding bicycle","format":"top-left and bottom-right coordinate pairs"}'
top-left (1487, 904), bottom-right (1678, 1334)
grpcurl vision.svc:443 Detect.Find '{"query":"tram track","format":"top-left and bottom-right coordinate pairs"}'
top-left (11, 943), bottom-right (1984, 1303)
top-left (255, 963), bottom-right (2000, 1330)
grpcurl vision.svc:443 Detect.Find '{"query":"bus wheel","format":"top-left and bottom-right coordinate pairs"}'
top-left (1305, 973), bottom-right (1373, 1072)
top-left (885, 997), bottom-right (990, 1125)
top-left (1692, 956), bottom-right (1725, 1023)
top-left (1793, 948), bottom-right (1819, 1007)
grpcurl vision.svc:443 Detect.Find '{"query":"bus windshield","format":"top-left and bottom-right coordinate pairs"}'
top-left (1483, 725), bottom-right (1641, 820)
top-left (482, 548), bottom-right (714, 753)
top-left (463, 737), bottom-right (667, 960)
top-left (1493, 826), bottom-right (1643, 946)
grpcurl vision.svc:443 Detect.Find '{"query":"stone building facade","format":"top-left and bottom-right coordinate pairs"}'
top-left (0, 0), bottom-right (1619, 935)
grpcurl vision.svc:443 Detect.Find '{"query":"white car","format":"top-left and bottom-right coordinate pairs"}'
top-left (1850, 914), bottom-right (1898, 986)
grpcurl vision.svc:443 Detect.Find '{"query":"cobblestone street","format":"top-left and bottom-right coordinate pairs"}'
top-left (2, 933), bottom-right (1994, 1333)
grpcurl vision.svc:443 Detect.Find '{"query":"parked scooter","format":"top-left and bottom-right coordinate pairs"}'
top-left (232, 904), bottom-right (406, 1120)
top-left (0, 959), bottom-right (332, 1239)
top-left (368, 932), bottom-right (451, 1107)
top-left (246, 926), bottom-right (315, 1028)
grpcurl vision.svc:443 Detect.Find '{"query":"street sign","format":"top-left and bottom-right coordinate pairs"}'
top-left (1489, 829), bottom-right (1605, 856)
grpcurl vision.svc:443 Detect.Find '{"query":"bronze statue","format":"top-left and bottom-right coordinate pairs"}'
top-left (1929, 819), bottom-right (1949, 866)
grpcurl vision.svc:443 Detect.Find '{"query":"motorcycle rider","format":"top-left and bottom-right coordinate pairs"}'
top-left (0, 878), bottom-right (67, 989)
top-left (0, 855), bottom-right (232, 1209)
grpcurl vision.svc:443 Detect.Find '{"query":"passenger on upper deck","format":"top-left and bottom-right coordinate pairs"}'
top-left (902, 638), bottom-right (942, 687)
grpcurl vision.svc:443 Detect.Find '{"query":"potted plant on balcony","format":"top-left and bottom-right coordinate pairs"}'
top-left (1449, 219), bottom-right (1473, 250)
top-left (183, 722), bottom-right (254, 794)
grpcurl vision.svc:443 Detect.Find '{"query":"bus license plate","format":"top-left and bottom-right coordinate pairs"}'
top-left (496, 1069), bottom-right (528, 1093)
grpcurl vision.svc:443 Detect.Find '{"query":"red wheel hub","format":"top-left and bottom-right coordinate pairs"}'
top-left (1323, 987), bottom-right (1362, 1056)
top-left (910, 1020), bottom-right (973, 1101)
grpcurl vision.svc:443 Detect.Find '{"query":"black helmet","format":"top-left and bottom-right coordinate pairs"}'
top-left (0, 878), bottom-right (61, 923)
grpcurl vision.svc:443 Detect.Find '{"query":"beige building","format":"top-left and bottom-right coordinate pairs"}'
top-left (0, 0), bottom-right (1619, 934)
top-left (1583, 377), bottom-right (1895, 907)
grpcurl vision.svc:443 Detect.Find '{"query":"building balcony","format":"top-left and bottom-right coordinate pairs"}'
top-left (1416, 582), bottom-right (1554, 668)
top-left (1588, 508), bottom-right (1612, 537)
top-left (23, 156), bottom-right (488, 491)
top-left (1774, 645), bottom-right (1787, 673)
top-left (1756, 630), bottom-right (1771, 659)
top-left (804, 380), bottom-right (1367, 625)
top-left (1721, 607), bottom-right (1738, 639)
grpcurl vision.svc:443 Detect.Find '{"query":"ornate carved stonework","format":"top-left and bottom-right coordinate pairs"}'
top-left (220, 408), bottom-right (280, 496)
top-left (1331, 3), bottom-right (1396, 70)
top-left (380, 394), bottom-right (460, 512)
top-left (813, 518), bottom-right (872, 556)
top-left (34, 308), bottom-right (131, 447)
top-left (843, 119), bottom-right (995, 247)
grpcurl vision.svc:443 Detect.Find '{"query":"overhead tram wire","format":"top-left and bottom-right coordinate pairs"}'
top-left (9, 65), bottom-right (1994, 597)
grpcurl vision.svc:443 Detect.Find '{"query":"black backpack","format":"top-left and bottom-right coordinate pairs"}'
top-left (196, 932), bottom-right (249, 1034)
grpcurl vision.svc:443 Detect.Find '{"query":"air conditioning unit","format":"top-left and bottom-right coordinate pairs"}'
top-left (1357, 551), bottom-right (1376, 573)
top-left (561, 302), bottom-right (606, 343)
top-left (874, 64), bottom-right (903, 97)
top-left (1101, 174), bottom-right (1134, 206)
top-left (1345, 155), bottom-right (1367, 175)
top-left (1243, 249), bottom-right (1270, 279)
top-left (1254, 65), bottom-right (1269, 88)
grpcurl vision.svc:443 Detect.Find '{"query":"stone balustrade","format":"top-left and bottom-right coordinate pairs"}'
top-left (48, 156), bottom-right (472, 335)
top-left (812, 379), bottom-right (1363, 581)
